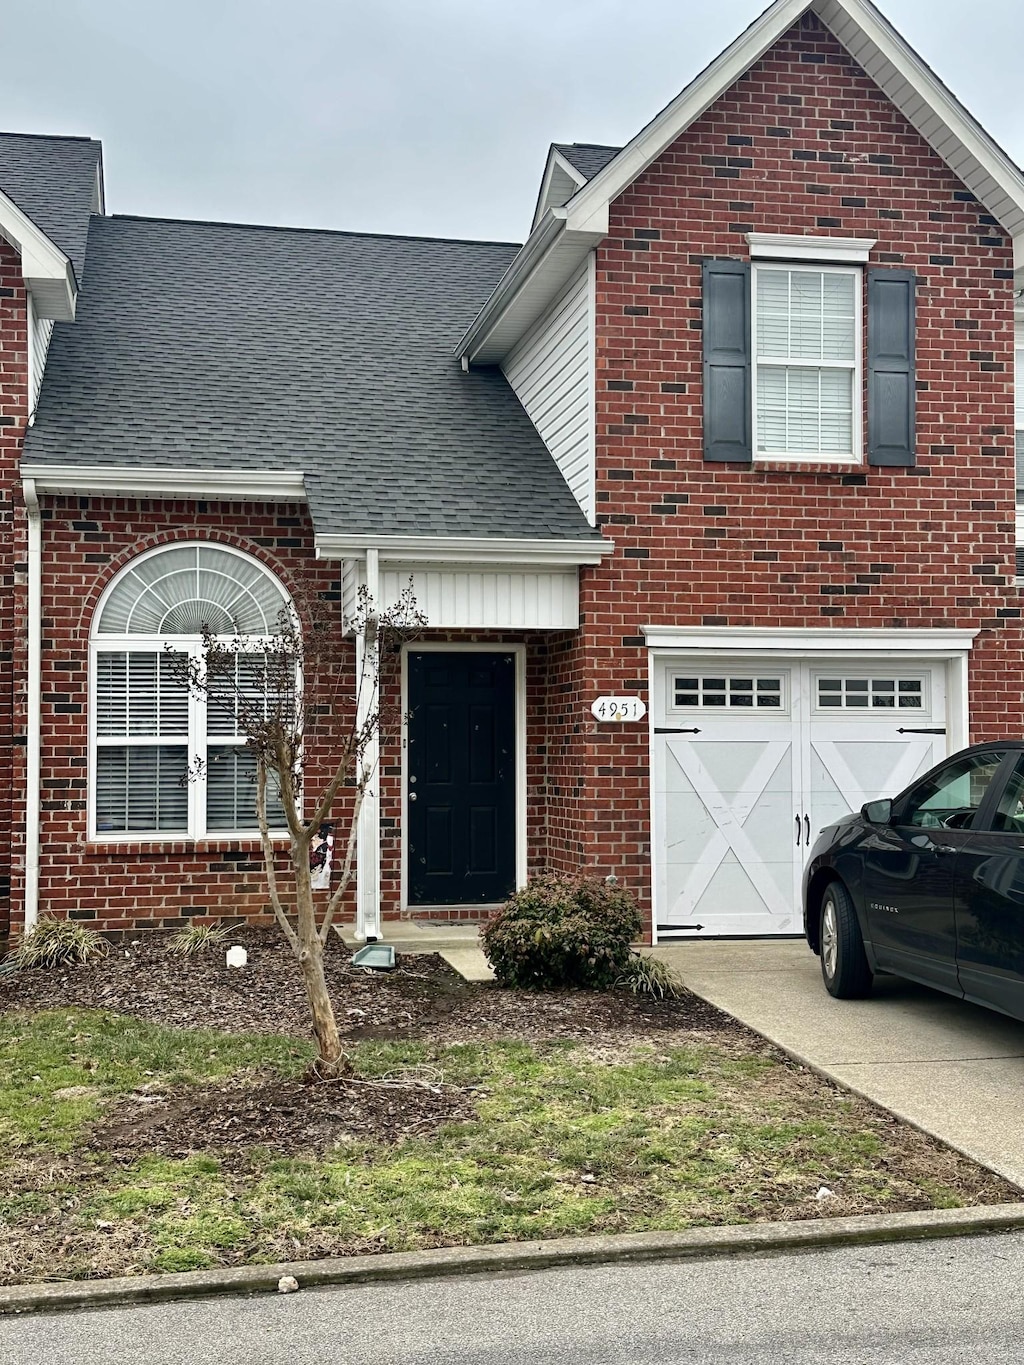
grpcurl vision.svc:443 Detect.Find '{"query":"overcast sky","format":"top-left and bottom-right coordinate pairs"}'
top-left (5, 1), bottom-right (1022, 244)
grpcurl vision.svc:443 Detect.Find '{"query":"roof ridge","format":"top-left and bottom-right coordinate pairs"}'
top-left (0, 130), bottom-right (101, 146)
top-left (105, 212), bottom-right (522, 250)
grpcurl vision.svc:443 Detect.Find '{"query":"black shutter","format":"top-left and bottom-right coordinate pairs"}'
top-left (867, 268), bottom-right (916, 467)
top-left (702, 259), bottom-right (752, 463)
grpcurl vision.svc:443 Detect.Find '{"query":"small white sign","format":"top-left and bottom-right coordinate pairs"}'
top-left (591, 696), bottom-right (647, 723)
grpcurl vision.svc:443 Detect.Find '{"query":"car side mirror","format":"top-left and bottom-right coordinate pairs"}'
top-left (862, 798), bottom-right (893, 825)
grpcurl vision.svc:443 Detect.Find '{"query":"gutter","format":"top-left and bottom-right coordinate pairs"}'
top-left (22, 478), bottom-right (41, 935)
top-left (456, 207), bottom-right (606, 366)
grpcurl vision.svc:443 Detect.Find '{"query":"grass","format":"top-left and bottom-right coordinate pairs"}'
top-left (0, 1010), bottom-right (1008, 1285)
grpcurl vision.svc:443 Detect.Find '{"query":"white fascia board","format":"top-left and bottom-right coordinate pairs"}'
top-left (20, 464), bottom-right (307, 502)
top-left (565, 0), bottom-right (809, 235)
top-left (530, 149), bottom-right (587, 233)
top-left (315, 533), bottom-right (611, 567)
top-left (0, 188), bottom-right (77, 321)
top-left (747, 232), bottom-right (876, 262)
top-left (565, 0), bottom-right (1024, 240)
top-left (643, 625), bottom-right (978, 656)
top-left (457, 208), bottom-right (604, 364)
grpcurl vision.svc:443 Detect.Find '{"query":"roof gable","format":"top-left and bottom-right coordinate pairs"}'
top-left (0, 133), bottom-right (103, 283)
top-left (461, 0), bottom-right (1024, 363)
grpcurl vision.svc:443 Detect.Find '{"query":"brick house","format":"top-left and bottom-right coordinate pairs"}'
top-left (2, 0), bottom-right (1024, 946)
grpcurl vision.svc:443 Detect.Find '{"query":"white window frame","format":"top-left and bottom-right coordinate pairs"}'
top-left (88, 544), bottom-right (295, 843)
top-left (751, 261), bottom-right (863, 466)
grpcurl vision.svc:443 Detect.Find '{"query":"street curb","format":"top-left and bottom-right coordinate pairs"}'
top-left (4, 1203), bottom-right (1024, 1316)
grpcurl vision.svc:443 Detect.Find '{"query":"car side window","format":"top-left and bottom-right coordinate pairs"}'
top-left (899, 751), bottom-right (1007, 831)
top-left (988, 755), bottom-right (1024, 833)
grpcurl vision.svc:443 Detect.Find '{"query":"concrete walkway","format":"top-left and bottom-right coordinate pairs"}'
top-left (652, 939), bottom-right (1024, 1189)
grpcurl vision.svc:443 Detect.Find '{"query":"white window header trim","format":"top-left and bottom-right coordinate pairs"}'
top-left (746, 233), bottom-right (877, 264)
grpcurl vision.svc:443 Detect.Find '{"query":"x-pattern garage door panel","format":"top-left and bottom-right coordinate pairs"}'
top-left (652, 657), bottom-right (949, 939)
top-left (807, 735), bottom-right (940, 837)
top-left (659, 736), bottom-right (799, 936)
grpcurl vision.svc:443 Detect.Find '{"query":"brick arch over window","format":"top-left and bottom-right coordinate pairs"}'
top-left (75, 527), bottom-right (305, 643)
top-left (89, 542), bottom-right (292, 840)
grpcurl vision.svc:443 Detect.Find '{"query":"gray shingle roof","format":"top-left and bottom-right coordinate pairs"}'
top-left (554, 144), bottom-right (622, 181)
top-left (0, 133), bottom-right (102, 282)
top-left (25, 215), bottom-right (600, 543)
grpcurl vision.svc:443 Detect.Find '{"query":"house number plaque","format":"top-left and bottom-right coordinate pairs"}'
top-left (591, 696), bottom-right (647, 722)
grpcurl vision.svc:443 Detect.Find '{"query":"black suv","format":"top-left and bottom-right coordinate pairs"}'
top-left (803, 741), bottom-right (1024, 1022)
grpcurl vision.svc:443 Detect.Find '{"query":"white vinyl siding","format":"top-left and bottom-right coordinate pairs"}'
top-left (753, 264), bottom-right (861, 463)
top-left (503, 256), bottom-right (594, 522)
top-left (27, 292), bottom-right (54, 417)
top-left (380, 567), bottom-right (579, 629)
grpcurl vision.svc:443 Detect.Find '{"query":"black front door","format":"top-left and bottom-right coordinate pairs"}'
top-left (407, 651), bottom-right (517, 906)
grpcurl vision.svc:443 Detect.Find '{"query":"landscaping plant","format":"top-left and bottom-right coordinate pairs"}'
top-left (482, 873), bottom-right (642, 990)
top-left (166, 923), bottom-right (229, 957)
top-left (616, 953), bottom-right (686, 1000)
top-left (173, 583), bottom-right (423, 1078)
top-left (8, 916), bottom-right (108, 969)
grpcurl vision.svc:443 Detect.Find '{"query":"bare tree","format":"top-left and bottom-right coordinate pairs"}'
top-left (174, 582), bottom-right (423, 1079)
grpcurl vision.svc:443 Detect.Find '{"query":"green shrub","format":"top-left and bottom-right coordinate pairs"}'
top-left (616, 953), bottom-right (686, 1000)
top-left (482, 873), bottom-right (642, 990)
top-left (8, 916), bottom-right (108, 970)
top-left (167, 923), bottom-right (229, 957)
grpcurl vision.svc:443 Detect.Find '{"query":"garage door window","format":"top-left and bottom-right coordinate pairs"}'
top-left (816, 677), bottom-right (923, 710)
top-left (672, 675), bottom-right (783, 709)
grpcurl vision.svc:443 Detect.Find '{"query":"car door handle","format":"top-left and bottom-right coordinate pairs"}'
top-left (933, 844), bottom-right (956, 854)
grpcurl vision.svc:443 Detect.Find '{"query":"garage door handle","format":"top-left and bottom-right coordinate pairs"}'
top-left (805, 814), bottom-right (811, 845)
top-left (795, 815), bottom-right (802, 847)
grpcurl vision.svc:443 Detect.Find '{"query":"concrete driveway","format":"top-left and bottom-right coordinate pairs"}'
top-left (652, 939), bottom-right (1024, 1189)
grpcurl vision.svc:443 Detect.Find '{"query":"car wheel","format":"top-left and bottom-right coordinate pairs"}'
top-left (820, 880), bottom-right (873, 1000)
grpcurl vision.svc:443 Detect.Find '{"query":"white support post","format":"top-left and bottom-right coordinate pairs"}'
top-left (354, 549), bottom-right (382, 942)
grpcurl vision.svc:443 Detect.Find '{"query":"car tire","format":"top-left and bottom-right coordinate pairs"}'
top-left (820, 880), bottom-right (873, 1000)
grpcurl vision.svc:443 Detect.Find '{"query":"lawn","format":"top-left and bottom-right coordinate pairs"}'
top-left (0, 1003), bottom-right (1014, 1285)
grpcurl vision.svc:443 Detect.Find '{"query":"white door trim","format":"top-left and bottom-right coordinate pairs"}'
top-left (400, 643), bottom-right (527, 912)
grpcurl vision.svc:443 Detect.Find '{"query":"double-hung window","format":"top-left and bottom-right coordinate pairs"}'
top-left (703, 237), bottom-right (916, 468)
top-left (90, 543), bottom-right (291, 840)
top-left (752, 263), bottom-right (860, 462)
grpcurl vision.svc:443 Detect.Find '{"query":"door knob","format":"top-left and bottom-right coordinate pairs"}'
top-left (409, 791), bottom-right (417, 802)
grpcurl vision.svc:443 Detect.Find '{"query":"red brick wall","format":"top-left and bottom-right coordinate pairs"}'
top-left (0, 241), bottom-right (28, 943)
top-left (19, 502), bottom-right (556, 932)
top-left (24, 500), bottom-right (350, 932)
top-left (549, 14), bottom-right (1024, 925)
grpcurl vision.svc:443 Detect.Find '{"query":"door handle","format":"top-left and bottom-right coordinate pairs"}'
top-left (795, 815), bottom-right (802, 847)
top-left (933, 843), bottom-right (955, 854)
top-left (805, 814), bottom-right (811, 845)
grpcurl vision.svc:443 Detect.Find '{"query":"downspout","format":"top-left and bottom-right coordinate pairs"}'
top-left (22, 477), bottom-right (41, 934)
top-left (354, 549), bottom-right (382, 941)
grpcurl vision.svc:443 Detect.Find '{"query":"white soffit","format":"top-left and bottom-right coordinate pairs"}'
top-left (0, 189), bottom-right (77, 321)
top-left (462, 0), bottom-right (1024, 362)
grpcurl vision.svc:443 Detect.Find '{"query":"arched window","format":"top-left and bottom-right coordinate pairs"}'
top-left (90, 544), bottom-right (291, 839)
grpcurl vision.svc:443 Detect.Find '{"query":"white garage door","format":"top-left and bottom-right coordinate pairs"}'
top-left (652, 660), bottom-right (948, 938)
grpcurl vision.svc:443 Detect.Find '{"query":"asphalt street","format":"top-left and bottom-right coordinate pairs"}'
top-left (3, 1231), bottom-right (1024, 1364)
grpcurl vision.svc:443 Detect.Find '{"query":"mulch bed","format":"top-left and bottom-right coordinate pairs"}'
top-left (0, 926), bottom-right (743, 1045)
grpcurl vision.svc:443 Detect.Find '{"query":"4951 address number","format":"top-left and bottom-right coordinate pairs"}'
top-left (591, 696), bottom-right (647, 722)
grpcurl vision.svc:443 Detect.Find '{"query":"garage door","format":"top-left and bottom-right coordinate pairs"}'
top-left (652, 660), bottom-right (947, 938)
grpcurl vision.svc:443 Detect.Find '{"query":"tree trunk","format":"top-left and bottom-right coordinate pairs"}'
top-left (293, 849), bottom-right (350, 1079)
